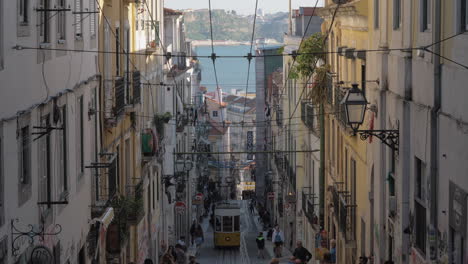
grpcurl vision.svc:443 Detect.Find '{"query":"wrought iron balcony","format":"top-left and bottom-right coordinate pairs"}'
top-left (125, 181), bottom-right (144, 224)
top-left (132, 70), bottom-right (141, 104)
top-left (331, 185), bottom-right (356, 242)
top-left (114, 77), bottom-right (125, 115)
top-left (302, 188), bottom-right (318, 226)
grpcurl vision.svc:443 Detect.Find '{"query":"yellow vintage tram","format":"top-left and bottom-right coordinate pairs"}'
top-left (213, 201), bottom-right (241, 248)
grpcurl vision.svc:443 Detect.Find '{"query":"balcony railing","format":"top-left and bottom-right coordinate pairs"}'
top-left (331, 185), bottom-right (356, 242)
top-left (132, 70), bottom-right (141, 104)
top-left (125, 181), bottom-right (144, 225)
top-left (302, 188), bottom-right (318, 226)
top-left (301, 101), bottom-right (318, 132)
top-left (114, 77), bottom-right (125, 115)
top-left (334, 85), bottom-right (347, 126)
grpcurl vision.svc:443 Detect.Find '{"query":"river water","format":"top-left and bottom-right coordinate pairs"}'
top-left (195, 45), bottom-right (257, 93)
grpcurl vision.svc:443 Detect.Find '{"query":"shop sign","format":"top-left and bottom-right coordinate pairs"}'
top-left (175, 202), bottom-right (186, 214)
top-left (192, 193), bottom-right (203, 205)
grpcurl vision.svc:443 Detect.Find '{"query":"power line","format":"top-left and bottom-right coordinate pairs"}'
top-left (241, 0), bottom-right (259, 129)
top-left (288, 2), bottom-right (341, 125)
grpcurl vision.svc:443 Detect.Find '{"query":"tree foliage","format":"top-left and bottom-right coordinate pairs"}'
top-left (290, 33), bottom-right (326, 79)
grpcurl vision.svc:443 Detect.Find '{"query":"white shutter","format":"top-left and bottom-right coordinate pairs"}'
top-left (90, 0), bottom-right (96, 36)
top-left (75, 0), bottom-right (82, 37)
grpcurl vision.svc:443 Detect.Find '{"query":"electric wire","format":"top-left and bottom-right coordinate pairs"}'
top-left (241, 0), bottom-right (259, 129)
top-left (288, 2), bottom-right (341, 125)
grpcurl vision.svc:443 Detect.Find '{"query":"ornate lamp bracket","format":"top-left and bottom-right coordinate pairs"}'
top-left (356, 129), bottom-right (399, 151)
top-left (10, 219), bottom-right (62, 257)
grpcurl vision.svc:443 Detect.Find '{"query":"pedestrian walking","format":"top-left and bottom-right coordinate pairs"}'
top-left (270, 258), bottom-right (280, 264)
top-left (189, 220), bottom-right (201, 245)
top-left (271, 225), bottom-right (284, 257)
top-left (168, 245), bottom-right (177, 261)
top-left (292, 241), bottom-right (312, 263)
top-left (249, 200), bottom-right (255, 214)
top-left (174, 244), bottom-right (187, 264)
top-left (188, 255), bottom-right (200, 264)
top-left (193, 224), bottom-right (204, 255)
top-left (255, 232), bottom-right (266, 259)
top-left (329, 239), bottom-right (336, 263)
top-left (177, 236), bottom-right (187, 252)
top-left (160, 253), bottom-right (176, 264)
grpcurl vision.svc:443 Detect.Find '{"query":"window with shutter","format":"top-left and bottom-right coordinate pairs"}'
top-left (39, 0), bottom-right (50, 43)
top-left (57, 0), bottom-right (66, 41)
top-left (74, 0), bottom-right (83, 39)
top-left (90, 0), bottom-right (96, 37)
top-left (462, 0), bottom-right (468, 32)
top-left (393, 0), bottom-right (401, 30)
top-left (19, 0), bottom-right (29, 24)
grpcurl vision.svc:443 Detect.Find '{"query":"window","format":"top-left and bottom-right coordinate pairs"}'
top-left (374, 0), bottom-right (379, 29)
top-left (0, 0), bottom-right (3, 70)
top-left (78, 246), bottom-right (85, 264)
top-left (20, 126), bottom-right (30, 185)
top-left (461, 0), bottom-right (468, 32)
top-left (215, 216), bottom-right (221, 231)
top-left (38, 115), bottom-right (51, 208)
top-left (124, 27), bottom-right (130, 103)
top-left (212, 111), bottom-right (218, 117)
top-left (90, 0), bottom-right (96, 38)
top-left (116, 27), bottom-right (120, 76)
top-left (108, 156), bottom-right (117, 198)
top-left (19, 0), bottom-right (29, 24)
top-left (59, 106), bottom-right (68, 194)
top-left (74, 0), bottom-right (83, 39)
top-left (53, 242), bottom-right (61, 264)
top-left (222, 216), bottom-right (233, 232)
top-left (393, 0), bottom-right (401, 30)
top-left (420, 0), bottom-right (431, 31)
top-left (57, 0), bottom-right (66, 41)
top-left (0, 129), bottom-right (4, 226)
top-left (414, 157), bottom-right (426, 253)
top-left (39, 0), bottom-right (50, 43)
top-left (234, 215), bottom-right (240, 232)
top-left (124, 139), bottom-right (130, 186)
top-left (77, 96), bottom-right (84, 174)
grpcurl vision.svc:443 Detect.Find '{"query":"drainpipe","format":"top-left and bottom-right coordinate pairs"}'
top-left (430, 0), bottom-right (441, 259)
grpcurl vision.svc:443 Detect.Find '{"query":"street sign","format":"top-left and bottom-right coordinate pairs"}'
top-left (192, 193), bottom-right (203, 205)
top-left (267, 192), bottom-right (275, 200)
top-left (174, 202), bottom-right (186, 214)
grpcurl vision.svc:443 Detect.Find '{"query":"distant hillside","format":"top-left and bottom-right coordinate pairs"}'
top-left (183, 9), bottom-right (288, 42)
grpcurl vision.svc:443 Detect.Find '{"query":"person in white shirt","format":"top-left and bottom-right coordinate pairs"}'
top-left (271, 225), bottom-right (285, 257)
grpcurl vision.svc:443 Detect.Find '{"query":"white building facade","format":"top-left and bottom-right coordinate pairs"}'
top-left (0, 0), bottom-right (100, 262)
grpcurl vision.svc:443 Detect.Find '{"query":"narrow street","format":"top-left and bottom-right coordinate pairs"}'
top-left (197, 201), bottom-right (292, 264)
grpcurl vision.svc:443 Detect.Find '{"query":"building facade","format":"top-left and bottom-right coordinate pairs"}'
top-left (0, 0), bottom-right (100, 262)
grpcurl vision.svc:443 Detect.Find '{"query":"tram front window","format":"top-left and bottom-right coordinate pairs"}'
top-left (215, 216), bottom-right (221, 232)
top-left (234, 215), bottom-right (240, 232)
top-left (223, 216), bottom-right (233, 232)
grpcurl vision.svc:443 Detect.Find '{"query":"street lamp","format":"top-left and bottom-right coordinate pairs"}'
top-left (341, 84), bottom-right (399, 151)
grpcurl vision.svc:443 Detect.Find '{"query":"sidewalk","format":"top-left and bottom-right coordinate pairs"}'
top-left (251, 209), bottom-right (293, 263)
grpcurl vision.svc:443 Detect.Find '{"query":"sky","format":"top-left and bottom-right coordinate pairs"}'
top-left (165, 0), bottom-right (325, 15)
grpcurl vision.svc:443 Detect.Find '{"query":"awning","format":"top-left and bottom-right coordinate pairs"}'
top-left (100, 207), bottom-right (114, 229)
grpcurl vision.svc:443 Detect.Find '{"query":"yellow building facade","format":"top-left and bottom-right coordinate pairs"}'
top-left (318, 0), bottom-right (371, 262)
top-left (96, 0), bottom-right (163, 262)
